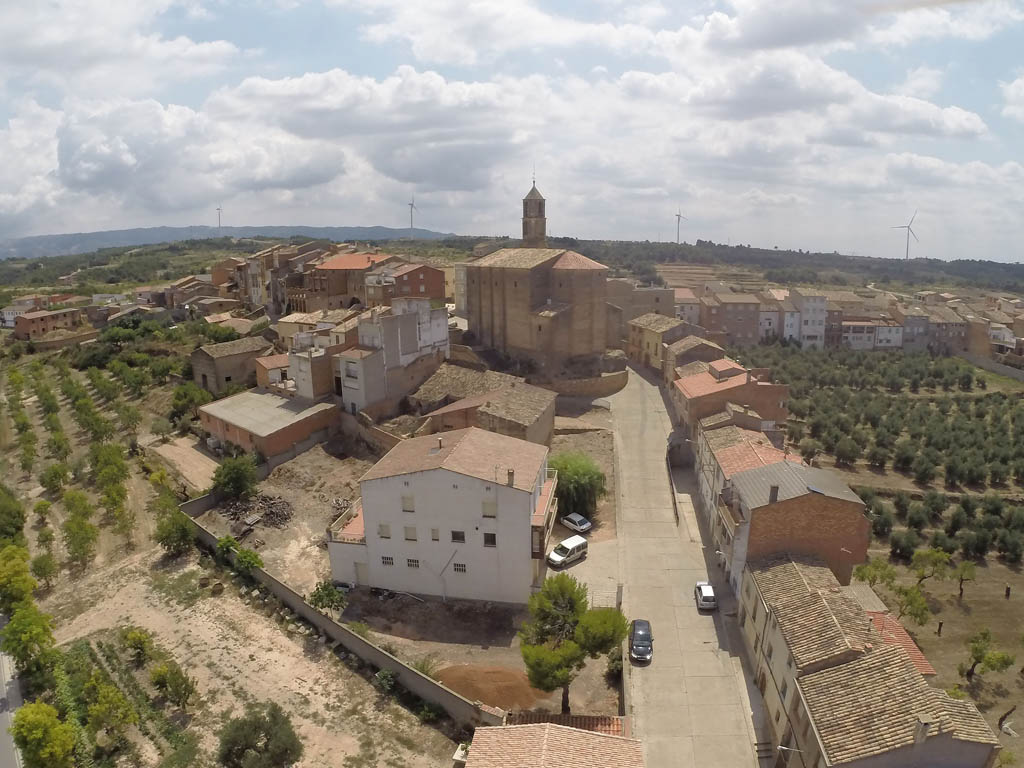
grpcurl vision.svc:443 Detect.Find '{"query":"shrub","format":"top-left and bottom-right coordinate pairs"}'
top-left (416, 702), bottom-right (444, 723)
top-left (890, 530), bottom-right (921, 560)
top-left (233, 548), bottom-right (262, 574)
top-left (211, 456), bottom-right (258, 500)
top-left (606, 645), bottom-right (624, 680)
top-left (906, 504), bottom-right (928, 532)
top-left (930, 531), bottom-right (958, 555)
top-left (872, 508), bottom-right (895, 539)
top-left (893, 491), bottom-right (911, 519)
top-left (548, 452), bottom-right (606, 520)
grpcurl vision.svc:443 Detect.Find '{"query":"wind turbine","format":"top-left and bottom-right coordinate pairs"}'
top-left (675, 208), bottom-right (687, 244)
top-left (892, 211), bottom-right (918, 260)
top-left (216, 205), bottom-right (223, 229)
top-left (408, 195), bottom-right (418, 236)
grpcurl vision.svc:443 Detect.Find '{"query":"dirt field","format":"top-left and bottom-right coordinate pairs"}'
top-left (867, 543), bottom-right (1024, 746)
top-left (43, 550), bottom-right (456, 768)
top-left (149, 435), bottom-right (221, 494)
top-left (551, 427), bottom-right (616, 544)
top-left (198, 440), bottom-right (374, 594)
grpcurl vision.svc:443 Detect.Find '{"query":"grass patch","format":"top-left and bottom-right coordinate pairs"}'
top-left (150, 569), bottom-right (205, 607)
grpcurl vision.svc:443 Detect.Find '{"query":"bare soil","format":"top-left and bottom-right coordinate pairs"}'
top-left (149, 435), bottom-right (220, 494)
top-left (551, 429), bottom-right (617, 544)
top-left (438, 665), bottom-right (547, 709)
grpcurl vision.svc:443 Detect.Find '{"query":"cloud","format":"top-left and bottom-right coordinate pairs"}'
top-left (1002, 74), bottom-right (1024, 122)
top-left (894, 65), bottom-right (944, 97)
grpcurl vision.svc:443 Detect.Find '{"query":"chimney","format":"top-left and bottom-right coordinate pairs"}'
top-left (914, 715), bottom-right (933, 744)
top-left (507, 468), bottom-right (515, 487)
top-left (437, 437), bottom-right (443, 450)
top-left (746, 370), bottom-right (751, 383)
top-left (768, 485), bottom-right (779, 504)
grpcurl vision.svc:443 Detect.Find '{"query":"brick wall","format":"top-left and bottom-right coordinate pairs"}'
top-left (536, 370), bottom-right (628, 397)
top-left (747, 495), bottom-right (870, 585)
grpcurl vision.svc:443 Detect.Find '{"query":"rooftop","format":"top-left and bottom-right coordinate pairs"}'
top-left (254, 354), bottom-right (290, 370)
top-left (867, 611), bottom-right (936, 676)
top-left (799, 645), bottom-right (997, 765)
top-left (730, 462), bottom-right (864, 508)
top-left (674, 287), bottom-right (698, 302)
top-left (551, 250), bottom-right (607, 271)
top-left (715, 292), bottom-right (760, 304)
top-left (317, 252), bottom-right (395, 271)
top-left (709, 358), bottom-right (744, 375)
top-left (338, 345), bottom-right (379, 359)
top-left (412, 364), bottom-right (523, 410)
top-left (431, 382), bottom-right (556, 427)
top-left (706, 426), bottom-right (796, 478)
top-left (749, 555), bottom-right (873, 672)
top-left (629, 312), bottom-right (683, 333)
top-left (465, 723), bottom-right (644, 768)
top-left (200, 391), bottom-right (336, 437)
top-left (502, 713), bottom-right (628, 737)
top-left (361, 427), bottom-right (547, 493)
top-left (674, 369), bottom-right (749, 399)
top-left (220, 317), bottom-right (255, 335)
top-left (196, 336), bottom-right (272, 359)
top-left (469, 248), bottom-right (567, 269)
top-left (665, 335), bottom-right (724, 356)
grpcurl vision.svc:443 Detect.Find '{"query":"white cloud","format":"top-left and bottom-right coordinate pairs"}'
top-left (894, 65), bottom-right (943, 97)
top-left (1002, 74), bottom-right (1024, 122)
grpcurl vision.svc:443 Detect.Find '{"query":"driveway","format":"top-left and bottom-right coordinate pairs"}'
top-left (609, 368), bottom-right (765, 768)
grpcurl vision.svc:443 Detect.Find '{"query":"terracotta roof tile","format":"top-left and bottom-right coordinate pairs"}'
top-left (674, 287), bottom-right (697, 301)
top-left (628, 312), bottom-right (683, 333)
top-left (317, 252), bottom-right (395, 271)
top-left (254, 354), bottom-right (289, 370)
top-left (466, 724), bottom-right (644, 768)
top-left (551, 250), bottom-right (608, 270)
top-left (674, 370), bottom-right (749, 399)
top-left (866, 611), bottom-right (936, 676)
top-left (469, 248), bottom-right (566, 269)
top-left (503, 713), bottom-right (627, 737)
top-left (196, 336), bottom-right (272, 359)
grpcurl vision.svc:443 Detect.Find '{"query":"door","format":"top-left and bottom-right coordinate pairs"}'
top-left (201, 373), bottom-right (208, 389)
top-left (355, 561), bottom-right (368, 585)
top-left (334, 376), bottom-right (342, 395)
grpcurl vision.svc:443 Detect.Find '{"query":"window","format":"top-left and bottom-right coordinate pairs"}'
top-left (739, 606), bottom-right (746, 626)
top-left (378, 524), bottom-right (391, 539)
top-left (766, 643), bottom-right (774, 661)
top-left (482, 500), bottom-right (497, 518)
top-left (381, 556), bottom-right (394, 566)
top-left (224, 376), bottom-right (232, 383)
top-left (401, 495), bottom-right (415, 513)
top-left (453, 563), bottom-right (467, 573)
top-left (451, 530), bottom-right (465, 544)
top-left (431, 528), bottom-right (439, 541)
top-left (404, 526), bottom-right (417, 541)
top-left (780, 680), bottom-right (788, 702)
top-left (774, 710), bottom-right (781, 724)
top-left (484, 533), bottom-right (497, 547)
top-left (407, 558), bottom-right (419, 569)
top-left (419, 285), bottom-right (425, 293)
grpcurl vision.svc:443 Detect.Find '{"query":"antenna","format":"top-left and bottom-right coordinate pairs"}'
top-left (675, 208), bottom-right (687, 244)
top-left (216, 205), bottom-right (223, 229)
top-left (891, 210), bottom-right (919, 260)
top-left (408, 194), bottom-right (418, 235)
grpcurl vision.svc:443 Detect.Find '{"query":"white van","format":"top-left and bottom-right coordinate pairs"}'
top-left (547, 535), bottom-right (588, 568)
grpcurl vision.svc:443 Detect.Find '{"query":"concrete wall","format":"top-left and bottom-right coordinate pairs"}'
top-left (200, 406), bottom-right (337, 459)
top-left (182, 509), bottom-right (502, 727)
top-left (961, 353), bottom-right (1024, 382)
top-left (192, 349), bottom-right (265, 396)
top-left (340, 411), bottom-right (402, 454)
top-left (29, 329), bottom-right (100, 351)
top-left (535, 370), bottom-right (628, 398)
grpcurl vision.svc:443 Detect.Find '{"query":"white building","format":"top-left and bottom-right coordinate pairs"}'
top-left (1, 305), bottom-right (28, 328)
top-left (327, 427), bottom-right (559, 603)
top-left (779, 300), bottom-right (801, 342)
top-left (758, 302), bottom-right (780, 340)
top-left (874, 321), bottom-right (904, 348)
top-left (674, 288), bottom-right (701, 325)
top-left (333, 297), bottom-right (449, 415)
top-left (790, 288), bottom-right (825, 349)
top-left (842, 321), bottom-right (877, 350)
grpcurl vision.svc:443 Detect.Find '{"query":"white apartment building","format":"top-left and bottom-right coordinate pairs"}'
top-left (333, 297), bottom-right (449, 414)
top-left (790, 288), bottom-right (825, 349)
top-left (874, 321), bottom-right (904, 348)
top-left (842, 321), bottom-right (877, 350)
top-left (739, 555), bottom-right (999, 768)
top-left (1, 305), bottom-right (28, 328)
top-left (326, 427), bottom-right (559, 603)
top-left (779, 301), bottom-right (801, 342)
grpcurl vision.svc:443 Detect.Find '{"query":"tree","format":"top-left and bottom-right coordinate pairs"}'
top-left (115, 403), bottom-right (142, 435)
top-left (866, 444), bottom-right (889, 470)
top-left (150, 663), bottom-right (172, 692)
top-left (834, 436), bottom-right (861, 466)
top-left (911, 548), bottom-right (951, 586)
top-left (217, 701), bottom-right (303, 768)
top-left (165, 663), bottom-right (197, 710)
top-left (62, 515), bottom-right (99, 568)
top-left (961, 628), bottom-right (1015, 679)
top-left (212, 456), bottom-right (259, 500)
top-left (46, 433), bottom-right (71, 462)
top-left (61, 490), bottom-right (94, 520)
top-left (519, 573), bottom-right (627, 713)
top-left (39, 463), bottom-right (70, 496)
top-left (30, 553), bottom-right (58, 589)
top-left (893, 490), bottom-right (911, 518)
top-left (853, 556), bottom-right (896, 588)
top-left (1, 600), bottom-right (56, 674)
top-left (548, 452), bottom-right (607, 520)
top-left (153, 511), bottom-right (194, 557)
top-left (912, 454), bottom-right (936, 485)
top-left (0, 545), bottom-right (37, 613)
top-left (893, 585), bottom-right (931, 626)
top-left (33, 500), bottom-right (51, 525)
top-left (151, 417), bottom-right (173, 442)
top-left (121, 627), bottom-right (154, 667)
top-left (19, 441), bottom-right (36, 473)
top-left (216, 535), bottom-right (239, 561)
top-left (170, 382), bottom-right (213, 420)
top-left (87, 682), bottom-right (137, 745)
top-left (308, 580), bottom-right (346, 613)
top-left (952, 560), bottom-right (976, 600)
top-left (10, 701), bottom-right (75, 768)
top-left (234, 548), bottom-right (263, 574)
top-left (798, 438), bottom-right (823, 463)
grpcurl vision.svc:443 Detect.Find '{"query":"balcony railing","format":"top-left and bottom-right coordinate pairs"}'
top-left (326, 500), bottom-right (365, 544)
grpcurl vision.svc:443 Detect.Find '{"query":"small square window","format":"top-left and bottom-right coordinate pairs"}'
top-left (382, 556), bottom-right (394, 566)
top-left (404, 526), bottom-right (417, 541)
top-left (431, 528), bottom-right (439, 541)
top-left (225, 376), bottom-right (232, 383)
top-left (453, 563), bottom-right (467, 573)
top-left (451, 531), bottom-right (465, 544)
top-left (482, 500), bottom-right (497, 518)
top-left (402, 495), bottom-right (415, 513)
top-left (407, 558), bottom-right (419, 569)
top-left (378, 524), bottom-right (391, 539)
top-left (484, 533), bottom-right (497, 547)
top-left (780, 680), bottom-right (789, 701)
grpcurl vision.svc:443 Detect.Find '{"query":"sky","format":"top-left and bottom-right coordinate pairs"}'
top-left (1, 0), bottom-right (1023, 262)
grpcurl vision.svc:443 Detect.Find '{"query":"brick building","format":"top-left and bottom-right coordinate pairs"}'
top-left (191, 336), bottom-right (273, 395)
top-left (199, 390), bottom-right (337, 458)
top-left (661, 336), bottom-right (725, 385)
top-left (699, 293), bottom-right (760, 346)
top-left (465, 186), bottom-right (609, 373)
top-left (420, 382), bottom-right (557, 445)
top-left (605, 278), bottom-right (675, 344)
top-left (364, 263), bottom-right (445, 307)
top-left (892, 305), bottom-right (931, 353)
top-left (824, 302), bottom-right (843, 347)
top-left (297, 251), bottom-right (402, 312)
top-left (625, 313), bottom-right (686, 369)
top-left (13, 307), bottom-right (84, 340)
top-left (671, 362), bottom-right (789, 439)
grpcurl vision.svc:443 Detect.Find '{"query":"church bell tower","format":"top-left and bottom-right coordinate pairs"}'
top-left (522, 183), bottom-right (547, 248)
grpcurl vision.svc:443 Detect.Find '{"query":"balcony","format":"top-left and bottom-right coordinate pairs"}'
top-left (531, 469), bottom-right (558, 558)
top-left (716, 494), bottom-right (743, 538)
top-left (326, 499), bottom-right (366, 545)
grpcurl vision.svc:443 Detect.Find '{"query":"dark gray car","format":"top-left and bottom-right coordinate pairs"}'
top-left (629, 619), bottom-right (653, 663)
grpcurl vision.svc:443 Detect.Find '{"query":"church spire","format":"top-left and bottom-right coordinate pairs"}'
top-left (522, 182), bottom-right (546, 247)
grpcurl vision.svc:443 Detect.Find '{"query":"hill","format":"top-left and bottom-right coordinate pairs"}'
top-left (0, 224), bottom-right (455, 260)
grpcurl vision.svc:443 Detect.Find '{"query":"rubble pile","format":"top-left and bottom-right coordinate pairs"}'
top-left (221, 494), bottom-right (294, 528)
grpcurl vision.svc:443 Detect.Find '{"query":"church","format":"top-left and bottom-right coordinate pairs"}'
top-left (464, 185), bottom-right (611, 374)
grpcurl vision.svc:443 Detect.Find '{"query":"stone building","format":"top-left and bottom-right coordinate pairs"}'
top-left (626, 313), bottom-right (686, 369)
top-left (191, 336), bottom-right (273, 395)
top-left (465, 185), bottom-right (609, 373)
top-left (420, 382), bottom-right (557, 445)
top-left (13, 308), bottom-right (84, 340)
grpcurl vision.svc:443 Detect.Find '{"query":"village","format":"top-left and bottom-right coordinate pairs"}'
top-left (2, 185), bottom-right (1024, 768)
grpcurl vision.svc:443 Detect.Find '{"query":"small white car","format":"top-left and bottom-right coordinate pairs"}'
top-left (547, 535), bottom-right (588, 568)
top-left (694, 581), bottom-right (717, 611)
top-left (560, 513), bottom-right (593, 534)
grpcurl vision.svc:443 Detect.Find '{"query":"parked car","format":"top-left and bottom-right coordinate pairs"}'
top-left (694, 581), bottom-right (717, 610)
top-left (560, 512), bottom-right (593, 534)
top-left (629, 619), bottom-right (653, 663)
top-left (546, 535), bottom-right (588, 568)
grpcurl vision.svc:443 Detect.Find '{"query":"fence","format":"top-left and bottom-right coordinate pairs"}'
top-left (181, 507), bottom-right (503, 726)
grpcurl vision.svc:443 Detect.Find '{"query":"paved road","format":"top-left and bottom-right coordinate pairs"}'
top-left (608, 369), bottom-right (763, 768)
top-left (0, 617), bottom-right (23, 768)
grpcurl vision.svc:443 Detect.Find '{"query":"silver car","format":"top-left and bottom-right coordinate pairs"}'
top-left (560, 513), bottom-right (593, 534)
top-left (694, 581), bottom-right (717, 610)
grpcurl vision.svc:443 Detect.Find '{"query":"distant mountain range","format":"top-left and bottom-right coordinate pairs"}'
top-left (0, 225), bottom-right (456, 260)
